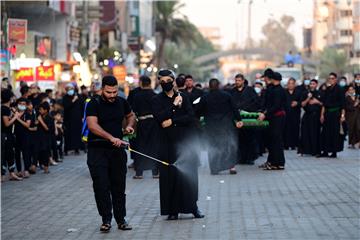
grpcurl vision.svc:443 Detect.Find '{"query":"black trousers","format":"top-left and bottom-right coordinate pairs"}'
top-left (38, 149), bottom-right (50, 167)
top-left (56, 136), bottom-right (64, 159)
top-left (15, 134), bottom-right (32, 172)
top-left (87, 147), bottom-right (127, 224)
top-left (1, 133), bottom-right (16, 175)
top-left (267, 116), bottom-right (286, 166)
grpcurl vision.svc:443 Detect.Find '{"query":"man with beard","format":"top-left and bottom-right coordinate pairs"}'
top-left (86, 76), bottom-right (135, 233)
top-left (258, 71), bottom-right (286, 170)
top-left (197, 78), bottom-right (243, 174)
top-left (319, 72), bottom-right (346, 158)
top-left (299, 79), bottom-right (322, 156)
top-left (151, 69), bottom-right (204, 221)
top-left (62, 83), bottom-right (83, 155)
top-left (284, 78), bottom-right (302, 150)
top-left (185, 75), bottom-right (203, 106)
top-left (132, 75), bottom-right (160, 179)
top-left (230, 73), bottom-right (260, 165)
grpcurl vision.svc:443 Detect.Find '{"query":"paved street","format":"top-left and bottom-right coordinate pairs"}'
top-left (1, 148), bottom-right (359, 240)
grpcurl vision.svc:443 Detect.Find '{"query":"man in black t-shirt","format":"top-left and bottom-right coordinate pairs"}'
top-left (86, 76), bottom-right (135, 233)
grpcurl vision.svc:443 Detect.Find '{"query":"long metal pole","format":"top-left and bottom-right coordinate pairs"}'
top-left (128, 146), bottom-right (170, 166)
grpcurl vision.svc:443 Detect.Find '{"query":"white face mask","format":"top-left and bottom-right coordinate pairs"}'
top-left (304, 79), bottom-right (310, 86)
top-left (355, 79), bottom-right (360, 84)
top-left (254, 87), bottom-right (261, 94)
top-left (17, 105), bottom-right (27, 111)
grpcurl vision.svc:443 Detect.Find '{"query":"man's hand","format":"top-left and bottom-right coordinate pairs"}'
top-left (72, 95), bottom-right (78, 102)
top-left (37, 115), bottom-right (43, 121)
top-left (340, 115), bottom-right (345, 123)
top-left (236, 121), bottom-right (244, 128)
top-left (307, 92), bottom-right (313, 99)
top-left (109, 137), bottom-right (128, 148)
top-left (320, 114), bottom-right (325, 124)
top-left (309, 98), bottom-right (320, 105)
top-left (124, 126), bottom-right (135, 134)
top-left (161, 119), bottom-right (172, 128)
top-left (173, 95), bottom-right (183, 106)
top-left (258, 113), bottom-right (266, 121)
top-left (291, 101), bottom-right (298, 107)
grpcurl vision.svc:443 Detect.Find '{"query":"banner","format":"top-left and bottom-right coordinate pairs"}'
top-left (113, 65), bottom-right (127, 83)
top-left (7, 18), bottom-right (27, 45)
top-left (36, 66), bottom-right (55, 81)
top-left (15, 68), bottom-right (34, 81)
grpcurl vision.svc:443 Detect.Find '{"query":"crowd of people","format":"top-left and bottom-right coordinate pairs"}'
top-left (1, 71), bottom-right (360, 182)
top-left (1, 79), bottom-right (100, 181)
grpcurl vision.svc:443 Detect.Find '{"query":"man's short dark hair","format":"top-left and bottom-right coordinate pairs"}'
top-left (38, 92), bottom-right (48, 102)
top-left (1, 89), bottom-right (13, 103)
top-left (80, 85), bottom-right (87, 90)
top-left (354, 73), bottom-right (360, 78)
top-left (39, 102), bottom-right (50, 112)
top-left (16, 97), bottom-right (29, 104)
top-left (329, 72), bottom-right (337, 79)
top-left (235, 73), bottom-right (244, 79)
top-left (102, 75), bottom-right (118, 88)
top-left (185, 75), bottom-right (193, 80)
top-left (45, 89), bottom-right (53, 94)
top-left (288, 77), bottom-right (296, 83)
top-left (139, 75), bottom-right (151, 87)
top-left (310, 79), bottom-right (318, 84)
top-left (176, 76), bottom-right (186, 88)
top-left (20, 85), bottom-right (30, 96)
top-left (209, 78), bottom-right (220, 89)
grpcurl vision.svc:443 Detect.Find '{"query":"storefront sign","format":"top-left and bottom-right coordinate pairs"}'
top-left (36, 66), bottom-right (55, 81)
top-left (7, 18), bottom-right (27, 45)
top-left (113, 65), bottom-right (127, 83)
top-left (15, 67), bottom-right (33, 81)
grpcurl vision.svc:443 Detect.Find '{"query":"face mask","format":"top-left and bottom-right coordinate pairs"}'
top-left (17, 105), bottom-right (26, 111)
top-left (339, 81), bottom-right (346, 87)
top-left (67, 89), bottom-right (75, 96)
top-left (160, 81), bottom-right (174, 92)
top-left (254, 87), bottom-right (261, 94)
top-left (304, 79), bottom-right (310, 86)
top-left (296, 80), bottom-right (302, 86)
top-left (355, 79), bottom-right (360, 84)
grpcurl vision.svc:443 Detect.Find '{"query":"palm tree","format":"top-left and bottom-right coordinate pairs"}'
top-left (155, 1), bottom-right (198, 68)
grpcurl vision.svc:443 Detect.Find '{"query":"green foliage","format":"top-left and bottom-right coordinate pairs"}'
top-left (319, 47), bottom-right (351, 78)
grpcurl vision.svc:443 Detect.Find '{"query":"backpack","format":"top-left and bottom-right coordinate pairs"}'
top-left (81, 96), bottom-right (100, 142)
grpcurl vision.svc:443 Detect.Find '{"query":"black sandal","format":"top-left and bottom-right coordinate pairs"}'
top-left (100, 223), bottom-right (111, 233)
top-left (263, 163), bottom-right (277, 170)
top-left (118, 221), bottom-right (132, 230)
top-left (258, 162), bottom-right (268, 168)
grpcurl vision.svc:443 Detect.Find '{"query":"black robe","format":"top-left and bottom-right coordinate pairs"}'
top-left (196, 89), bottom-right (241, 173)
top-left (62, 94), bottom-right (83, 152)
top-left (345, 95), bottom-right (360, 145)
top-left (132, 89), bottom-right (160, 172)
top-left (320, 84), bottom-right (345, 153)
top-left (299, 90), bottom-right (322, 155)
top-left (186, 87), bottom-right (204, 107)
top-left (230, 86), bottom-right (260, 164)
top-left (127, 87), bottom-right (141, 159)
top-left (151, 91), bottom-right (198, 215)
top-left (284, 89), bottom-right (302, 149)
top-left (264, 84), bottom-right (286, 166)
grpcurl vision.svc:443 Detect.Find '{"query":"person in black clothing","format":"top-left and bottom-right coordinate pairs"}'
top-left (230, 73), bottom-right (260, 165)
top-left (175, 75), bottom-right (187, 93)
top-left (253, 81), bottom-right (266, 156)
top-left (14, 98), bottom-right (32, 178)
top-left (151, 69), bottom-right (204, 221)
top-left (197, 78), bottom-right (243, 174)
top-left (1, 89), bottom-right (23, 181)
top-left (132, 75), bottom-right (160, 179)
top-left (319, 72), bottom-right (346, 158)
top-left (37, 102), bottom-right (54, 174)
top-left (354, 73), bottom-right (360, 95)
top-left (62, 83), bottom-right (83, 155)
top-left (185, 75), bottom-right (204, 106)
top-left (86, 76), bottom-right (135, 233)
top-left (299, 79), bottom-right (322, 156)
top-left (283, 78), bottom-right (302, 150)
top-left (27, 101), bottom-right (39, 174)
top-left (54, 111), bottom-right (64, 161)
top-left (258, 71), bottom-right (286, 170)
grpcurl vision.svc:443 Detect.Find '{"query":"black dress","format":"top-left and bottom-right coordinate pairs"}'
top-left (132, 89), bottom-right (160, 174)
top-left (299, 90), bottom-right (322, 155)
top-left (197, 89), bottom-right (241, 173)
top-left (284, 89), bottom-right (302, 149)
top-left (151, 91), bottom-right (198, 215)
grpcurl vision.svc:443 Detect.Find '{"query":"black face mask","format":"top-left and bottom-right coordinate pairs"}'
top-left (161, 81), bottom-right (174, 92)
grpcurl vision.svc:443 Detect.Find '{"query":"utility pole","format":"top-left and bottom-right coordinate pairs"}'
top-left (245, 0), bottom-right (253, 76)
top-left (81, 0), bottom-right (88, 51)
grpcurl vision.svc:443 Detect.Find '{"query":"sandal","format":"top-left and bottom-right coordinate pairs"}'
top-left (152, 175), bottom-right (160, 179)
top-left (100, 223), bottom-right (111, 233)
top-left (118, 220), bottom-right (132, 230)
top-left (258, 162), bottom-right (268, 168)
top-left (263, 163), bottom-right (278, 170)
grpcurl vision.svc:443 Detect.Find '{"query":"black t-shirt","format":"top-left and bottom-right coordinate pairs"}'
top-left (1, 105), bottom-right (13, 134)
top-left (14, 111), bottom-right (31, 137)
top-left (86, 96), bottom-right (131, 146)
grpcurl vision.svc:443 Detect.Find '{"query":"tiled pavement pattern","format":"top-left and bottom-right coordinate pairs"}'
top-left (1, 148), bottom-right (359, 240)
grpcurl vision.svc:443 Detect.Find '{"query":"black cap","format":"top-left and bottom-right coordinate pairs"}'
top-left (261, 68), bottom-right (274, 78)
top-left (272, 72), bottom-right (282, 81)
top-left (158, 69), bottom-right (176, 80)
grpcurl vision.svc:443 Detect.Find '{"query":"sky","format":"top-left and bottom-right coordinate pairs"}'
top-left (181, 0), bottom-right (314, 50)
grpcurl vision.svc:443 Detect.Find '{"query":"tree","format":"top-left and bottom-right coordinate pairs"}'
top-left (319, 47), bottom-right (351, 78)
top-left (155, 1), bottom-right (198, 67)
top-left (260, 15), bottom-right (297, 63)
